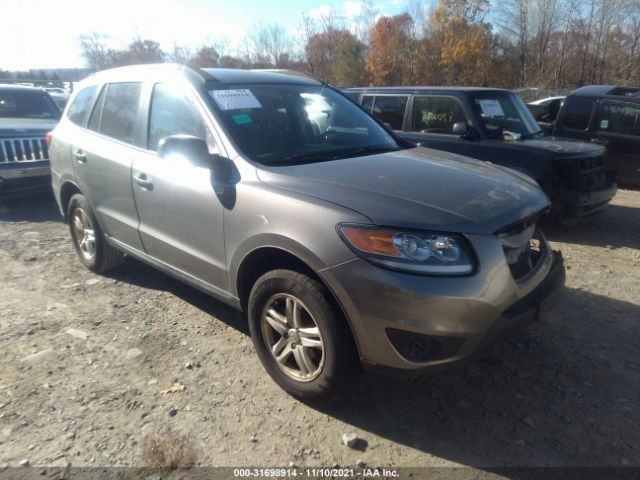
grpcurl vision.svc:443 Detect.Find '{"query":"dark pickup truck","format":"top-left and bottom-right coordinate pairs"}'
top-left (552, 85), bottom-right (640, 189)
top-left (343, 87), bottom-right (617, 217)
top-left (0, 85), bottom-right (60, 197)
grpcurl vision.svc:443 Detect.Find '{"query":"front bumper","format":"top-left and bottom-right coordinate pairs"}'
top-left (0, 161), bottom-right (51, 195)
top-left (552, 182), bottom-right (617, 217)
top-left (321, 233), bottom-right (565, 373)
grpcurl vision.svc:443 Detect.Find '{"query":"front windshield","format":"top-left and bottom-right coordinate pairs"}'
top-left (0, 90), bottom-right (60, 119)
top-left (207, 83), bottom-right (402, 165)
top-left (472, 92), bottom-right (541, 139)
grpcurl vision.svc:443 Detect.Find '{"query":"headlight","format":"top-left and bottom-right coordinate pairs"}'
top-left (338, 224), bottom-right (476, 275)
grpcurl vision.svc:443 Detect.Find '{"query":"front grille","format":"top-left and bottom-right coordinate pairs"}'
top-left (500, 225), bottom-right (547, 282)
top-left (0, 137), bottom-right (49, 163)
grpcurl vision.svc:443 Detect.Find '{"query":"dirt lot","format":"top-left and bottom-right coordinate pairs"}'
top-left (0, 189), bottom-right (639, 473)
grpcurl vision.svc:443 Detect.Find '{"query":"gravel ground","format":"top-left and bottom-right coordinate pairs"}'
top-left (0, 190), bottom-right (638, 472)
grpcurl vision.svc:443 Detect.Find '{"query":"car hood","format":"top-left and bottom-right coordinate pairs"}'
top-left (256, 147), bottom-right (550, 235)
top-left (0, 118), bottom-right (58, 137)
top-left (501, 136), bottom-right (605, 158)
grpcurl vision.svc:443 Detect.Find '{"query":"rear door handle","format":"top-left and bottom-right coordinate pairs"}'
top-left (72, 148), bottom-right (87, 163)
top-left (134, 173), bottom-right (154, 190)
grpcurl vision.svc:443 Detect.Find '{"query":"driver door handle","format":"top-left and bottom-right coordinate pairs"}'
top-left (134, 173), bottom-right (154, 191)
top-left (591, 138), bottom-right (610, 146)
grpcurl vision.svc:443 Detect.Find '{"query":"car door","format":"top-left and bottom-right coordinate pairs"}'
top-left (72, 82), bottom-right (144, 250)
top-left (596, 101), bottom-right (640, 188)
top-left (401, 95), bottom-right (479, 158)
top-left (131, 82), bottom-right (228, 289)
top-left (554, 98), bottom-right (596, 141)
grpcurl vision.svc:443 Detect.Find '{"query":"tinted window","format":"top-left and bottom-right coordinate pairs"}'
top-left (67, 86), bottom-right (97, 125)
top-left (148, 84), bottom-right (208, 150)
top-left (598, 102), bottom-right (640, 137)
top-left (472, 92), bottom-right (541, 138)
top-left (372, 96), bottom-right (407, 130)
top-left (562, 100), bottom-right (594, 130)
top-left (87, 86), bottom-right (106, 132)
top-left (361, 95), bottom-right (374, 114)
top-left (412, 96), bottom-right (467, 134)
top-left (99, 83), bottom-right (142, 144)
top-left (0, 90), bottom-right (60, 119)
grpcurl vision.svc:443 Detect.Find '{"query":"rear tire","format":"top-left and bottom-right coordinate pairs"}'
top-left (248, 269), bottom-right (359, 402)
top-left (67, 193), bottom-right (124, 273)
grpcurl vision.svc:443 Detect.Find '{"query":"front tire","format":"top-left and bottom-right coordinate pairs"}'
top-left (67, 193), bottom-right (124, 273)
top-left (248, 269), bottom-right (359, 402)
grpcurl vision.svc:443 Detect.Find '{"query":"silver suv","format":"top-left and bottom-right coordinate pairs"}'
top-left (50, 65), bottom-right (565, 401)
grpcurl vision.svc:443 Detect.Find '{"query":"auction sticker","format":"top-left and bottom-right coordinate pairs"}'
top-left (211, 89), bottom-right (262, 111)
top-left (478, 99), bottom-right (505, 117)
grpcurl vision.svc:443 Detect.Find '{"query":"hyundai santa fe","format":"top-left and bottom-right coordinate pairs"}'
top-left (49, 65), bottom-right (565, 401)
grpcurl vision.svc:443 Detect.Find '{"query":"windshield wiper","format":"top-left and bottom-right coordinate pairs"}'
top-left (331, 145), bottom-right (399, 160)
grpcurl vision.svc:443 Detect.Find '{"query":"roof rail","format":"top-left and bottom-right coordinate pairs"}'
top-left (251, 69), bottom-right (316, 80)
top-left (608, 86), bottom-right (640, 97)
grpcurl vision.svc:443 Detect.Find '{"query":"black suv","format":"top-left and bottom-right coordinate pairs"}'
top-left (0, 84), bottom-right (60, 196)
top-left (553, 85), bottom-right (640, 188)
top-left (343, 87), bottom-right (617, 218)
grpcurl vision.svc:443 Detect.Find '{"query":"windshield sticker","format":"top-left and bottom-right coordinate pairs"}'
top-left (210, 89), bottom-right (262, 111)
top-left (600, 119), bottom-right (609, 129)
top-left (232, 113), bottom-right (253, 125)
top-left (478, 99), bottom-right (505, 117)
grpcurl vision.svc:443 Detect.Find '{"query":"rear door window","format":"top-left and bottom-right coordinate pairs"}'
top-left (360, 95), bottom-right (374, 114)
top-left (562, 100), bottom-right (594, 130)
top-left (412, 96), bottom-right (467, 134)
top-left (371, 95), bottom-right (408, 130)
top-left (99, 83), bottom-right (143, 145)
top-left (598, 102), bottom-right (640, 137)
top-left (67, 86), bottom-right (97, 126)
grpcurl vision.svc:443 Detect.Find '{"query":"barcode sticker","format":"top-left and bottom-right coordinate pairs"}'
top-left (210, 89), bottom-right (262, 111)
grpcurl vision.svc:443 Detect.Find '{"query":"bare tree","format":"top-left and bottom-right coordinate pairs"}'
top-left (79, 33), bottom-right (111, 70)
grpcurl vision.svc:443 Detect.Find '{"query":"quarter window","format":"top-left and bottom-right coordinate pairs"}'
top-left (99, 83), bottom-right (143, 145)
top-left (148, 83), bottom-right (209, 151)
top-left (372, 96), bottom-right (407, 130)
top-left (67, 86), bottom-right (97, 126)
top-left (598, 102), bottom-right (640, 137)
top-left (412, 96), bottom-right (467, 134)
top-left (562, 100), bottom-right (594, 130)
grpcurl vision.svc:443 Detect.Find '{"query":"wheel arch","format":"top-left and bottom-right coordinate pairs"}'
top-left (234, 244), bottom-right (362, 359)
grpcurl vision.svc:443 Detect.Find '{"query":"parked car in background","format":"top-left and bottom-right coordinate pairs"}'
top-left (49, 65), bottom-right (564, 400)
top-left (553, 85), bottom-right (640, 188)
top-left (527, 96), bottom-right (565, 133)
top-left (0, 84), bottom-right (60, 197)
top-left (344, 87), bottom-right (617, 218)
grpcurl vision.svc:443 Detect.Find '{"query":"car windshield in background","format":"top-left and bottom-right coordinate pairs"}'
top-left (0, 90), bottom-right (60, 119)
top-left (207, 84), bottom-right (402, 165)
top-left (472, 93), bottom-right (542, 139)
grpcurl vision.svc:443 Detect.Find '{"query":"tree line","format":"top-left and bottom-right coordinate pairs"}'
top-left (79, 0), bottom-right (640, 89)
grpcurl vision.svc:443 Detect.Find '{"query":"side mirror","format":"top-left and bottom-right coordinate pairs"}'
top-left (158, 135), bottom-right (210, 166)
top-left (383, 122), bottom-right (394, 132)
top-left (452, 122), bottom-right (469, 137)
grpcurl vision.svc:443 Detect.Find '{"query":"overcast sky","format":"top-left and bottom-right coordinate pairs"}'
top-left (1, 0), bottom-right (413, 70)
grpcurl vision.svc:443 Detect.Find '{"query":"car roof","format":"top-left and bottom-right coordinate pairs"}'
top-left (342, 86), bottom-right (513, 94)
top-left (569, 85), bottom-right (640, 102)
top-left (80, 64), bottom-right (321, 88)
top-left (0, 84), bottom-right (48, 93)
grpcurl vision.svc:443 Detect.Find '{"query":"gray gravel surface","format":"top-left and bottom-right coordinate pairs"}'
top-left (0, 190), bottom-right (638, 470)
